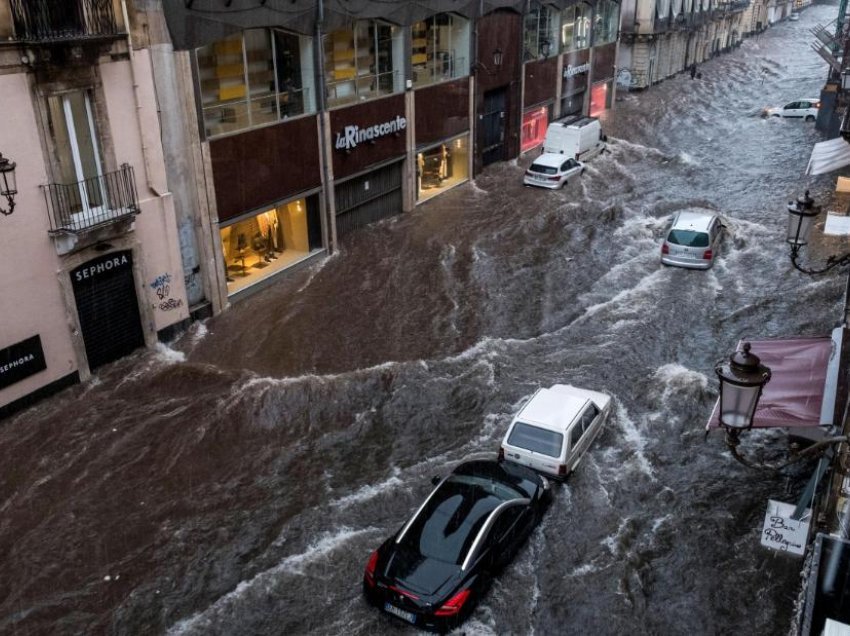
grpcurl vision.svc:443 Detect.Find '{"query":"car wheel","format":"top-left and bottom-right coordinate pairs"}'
top-left (771, 114), bottom-right (781, 118)
top-left (805, 115), bottom-right (815, 122)
top-left (580, 168), bottom-right (585, 176)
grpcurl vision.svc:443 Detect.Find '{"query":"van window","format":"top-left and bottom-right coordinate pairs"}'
top-left (580, 404), bottom-right (600, 431)
top-left (667, 229), bottom-right (709, 247)
top-left (569, 422), bottom-right (582, 447)
top-left (507, 422), bottom-right (564, 458)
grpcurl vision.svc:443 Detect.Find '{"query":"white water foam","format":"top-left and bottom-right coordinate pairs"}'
top-left (330, 473), bottom-right (404, 509)
top-left (612, 400), bottom-right (655, 480)
top-left (155, 342), bottom-right (187, 364)
top-left (168, 526), bottom-right (379, 635)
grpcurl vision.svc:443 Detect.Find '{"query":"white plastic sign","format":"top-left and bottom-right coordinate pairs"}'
top-left (760, 500), bottom-right (810, 556)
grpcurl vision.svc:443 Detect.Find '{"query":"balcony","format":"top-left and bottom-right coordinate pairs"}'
top-left (10, 0), bottom-right (121, 44)
top-left (44, 164), bottom-right (139, 244)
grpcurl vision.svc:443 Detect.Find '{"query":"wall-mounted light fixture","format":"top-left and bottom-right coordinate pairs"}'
top-left (492, 48), bottom-right (504, 68)
top-left (0, 152), bottom-right (17, 216)
top-left (540, 40), bottom-right (551, 58)
top-left (786, 190), bottom-right (850, 274)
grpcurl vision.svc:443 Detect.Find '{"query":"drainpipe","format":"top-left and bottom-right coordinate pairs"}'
top-left (315, 0), bottom-right (337, 253)
top-left (120, 0), bottom-right (163, 198)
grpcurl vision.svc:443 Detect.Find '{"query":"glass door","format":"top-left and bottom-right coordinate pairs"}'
top-left (49, 90), bottom-right (105, 218)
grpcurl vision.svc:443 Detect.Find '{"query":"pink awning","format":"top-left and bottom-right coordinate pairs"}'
top-left (706, 336), bottom-right (834, 430)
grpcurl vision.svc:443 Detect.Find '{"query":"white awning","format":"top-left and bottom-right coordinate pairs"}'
top-left (806, 136), bottom-right (850, 175)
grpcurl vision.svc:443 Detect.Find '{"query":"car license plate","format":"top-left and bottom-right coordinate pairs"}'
top-left (384, 602), bottom-right (416, 624)
top-left (533, 174), bottom-right (548, 182)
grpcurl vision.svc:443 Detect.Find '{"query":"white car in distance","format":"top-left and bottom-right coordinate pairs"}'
top-left (523, 154), bottom-right (585, 190)
top-left (765, 98), bottom-right (820, 121)
top-left (499, 384), bottom-right (611, 480)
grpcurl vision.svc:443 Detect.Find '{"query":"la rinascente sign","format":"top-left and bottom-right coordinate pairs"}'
top-left (0, 335), bottom-right (47, 390)
top-left (335, 115), bottom-right (407, 151)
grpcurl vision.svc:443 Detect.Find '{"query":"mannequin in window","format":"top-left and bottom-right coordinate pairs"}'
top-left (439, 144), bottom-right (449, 181)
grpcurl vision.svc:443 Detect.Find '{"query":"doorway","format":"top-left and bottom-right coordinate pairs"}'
top-left (480, 87), bottom-right (507, 166)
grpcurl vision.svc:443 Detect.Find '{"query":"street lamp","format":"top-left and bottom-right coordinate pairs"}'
top-left (842, 68), bottom-right (850, 91)
top-left (715, 342), bottom-right (772, 432)
top-left (786, 191), bottom-right (850, 274)
top-left (0, 152), bottom-right (17, 216)
top-left (492, 48), bottom-right (503, 68)
top-left (540, 39), bottom-right (551, 58)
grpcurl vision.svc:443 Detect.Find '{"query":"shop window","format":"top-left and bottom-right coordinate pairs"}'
top-left (560, 4), bottom-right (591, 52)
top-left (524, 6), bottom-right (559, 61)
top-left (589, 82), bottom-right (611, 116)
top-left (416, 134), bottom-right (469, 202)
top-left (411, 13), bottom-right (470, 89)
top-left (324, 20), bottom-right (403, 107)
top-left (593, 0), bottom-right (620, 45)
top-left (521, 106), bottom-right (549, 153)
top-left (220, 197), bottom-right (321, 293)
top-left (195, 28), bottom-right (316, 138)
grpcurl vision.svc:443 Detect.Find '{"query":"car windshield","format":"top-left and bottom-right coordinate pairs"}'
top-left (666, 229), bottom-right (709, 247)
top-left (529, 163), bottom-right (558, 175)
top-left (507, 421), bottom-right (564, 458)
top-left (398, 476), bottom-right (519, 564)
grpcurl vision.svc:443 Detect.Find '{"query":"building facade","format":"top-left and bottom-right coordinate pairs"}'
top-left (0, 0), bottom-right (623, 416)
top-left (0, 0), bottom-right (192, 417)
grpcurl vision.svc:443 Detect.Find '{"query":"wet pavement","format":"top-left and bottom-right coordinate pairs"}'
top-left (0, 5), bottom-right (845, 634)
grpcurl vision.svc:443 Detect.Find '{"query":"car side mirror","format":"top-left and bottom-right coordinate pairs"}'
top-left (431, 476), bottom-right (441, 486)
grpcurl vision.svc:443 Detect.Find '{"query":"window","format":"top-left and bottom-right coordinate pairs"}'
top-left (521, 106), bottom-right (549, 153)
top-left (47, 90), bottom-right (105, 214)
top-left (195, 29), bottom-right (316, 138)
top-left (561, 4), bottom-right (592, 52)
top-left (593, 0), bottom-right (620, 45)
top-left (324, 20), bottom-right (403, 107)
top-left (507, 422), bottom-right (564, 458)
top-left (580, 404), bottom-right (600, 431)
top-left (667, 229), bottom-right (710, 247)
top-left (524, 6), bottom-right (559, 60)
top-left (410, 13), bottom-right (470, 88)
top-left (569, 422), bottom-right (583, 447)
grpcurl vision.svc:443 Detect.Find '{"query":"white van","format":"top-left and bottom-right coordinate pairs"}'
top-left (499, 384), bottom-right (611, 480)
top-left (542, 116), bottom-right (606, 162)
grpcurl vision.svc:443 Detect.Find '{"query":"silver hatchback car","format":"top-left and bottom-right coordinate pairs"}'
top-left (660, 210), bottom-right (724, 269)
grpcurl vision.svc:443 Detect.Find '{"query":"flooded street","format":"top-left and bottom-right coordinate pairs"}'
top-left (0, 6), bottom-right (845, 634)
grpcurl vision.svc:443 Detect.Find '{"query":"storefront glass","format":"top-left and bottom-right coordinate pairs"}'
top-left (411, 14), bottom-right (470, 88)
top-left (220, 197), bottom-right (321, 294)
top-left (521, 106), bottom-right (549, 153)
top-left (324, 21), bottom-right (404, 107)
top-left (195, 29), bottom-right (316, 138)
top-left (589, 81), bottom-right (612, 116)
top-left (416, 135), bottom-right (470, 202)
top-left (560, 4), bottom-right (591, 52)
top-left (592, 0), bottom-right (620, 45)
top-left (523, 6), bottom-right (559, 60)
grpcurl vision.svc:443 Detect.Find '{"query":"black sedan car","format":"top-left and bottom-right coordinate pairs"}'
top-left (362, 459), bottom-right (550, 632)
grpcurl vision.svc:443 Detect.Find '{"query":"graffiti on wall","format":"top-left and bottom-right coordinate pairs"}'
top-left (150, 273), bottom-right (184, 312)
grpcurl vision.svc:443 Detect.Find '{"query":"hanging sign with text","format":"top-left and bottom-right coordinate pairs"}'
top-left (760, 500), bottom-right (810, 556)
top-left (0, 335), bottom-right (47, 390)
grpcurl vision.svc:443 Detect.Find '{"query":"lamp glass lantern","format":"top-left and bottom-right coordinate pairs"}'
top-left (0, 153), bottom-right (17, 216)
top-left (540, 39), bottom-right (551, 58)
top-left (842, 69), bottom-right (850, 91)
top-left (715, 342), bottom-right (772, 431)
top-left (493, 48), bottom-right (503, 68)
top-left (786, 191), bottom-right (820, 246)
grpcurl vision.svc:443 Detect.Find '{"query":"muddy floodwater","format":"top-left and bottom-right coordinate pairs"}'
top-left (0, 6), bottom-right (844, 635)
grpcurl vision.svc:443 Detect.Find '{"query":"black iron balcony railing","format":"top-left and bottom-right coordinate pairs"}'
top-left (44, 164), bottom-right (140, 235)
top-left (10, 0), bottom-right (119, 43)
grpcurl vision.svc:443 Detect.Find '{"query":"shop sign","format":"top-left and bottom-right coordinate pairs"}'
top-left (74, 252), bottom-right (131, 282)
top-left (0, 335), bottom-right (47, 390)
top-left (563, 62), bottom-right (591, 79)
top-left (335, 115), bottom-right (408, 152)
top-left (760, 500), bottom-right (810, 556)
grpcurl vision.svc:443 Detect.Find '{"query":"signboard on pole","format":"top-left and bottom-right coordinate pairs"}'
top-left (760, 500), bottom-right (811, 556)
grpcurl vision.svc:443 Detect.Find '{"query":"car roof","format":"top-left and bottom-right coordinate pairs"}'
top-left (671, 209), bottom-right (718, 232)
top-left (532, 153), bottom-right (574, 168)
top-left (516, 387), bottom-right (587, 432)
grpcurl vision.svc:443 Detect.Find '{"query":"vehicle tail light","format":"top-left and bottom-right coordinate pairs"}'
top-left (364, 549), bottom-right (379, 587)
top-left (548, 175), bottom-right (561, 181)
top-left (558, 464), bottom-right (567, 476)
top-left (661, 242), bottom-right (670, 255)
top-left (702, 248), bottom-right (713, 260)
top-left (435, 589), bottom-right (471, 617)
top-left (498, 447), bottom-right (505, 462)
